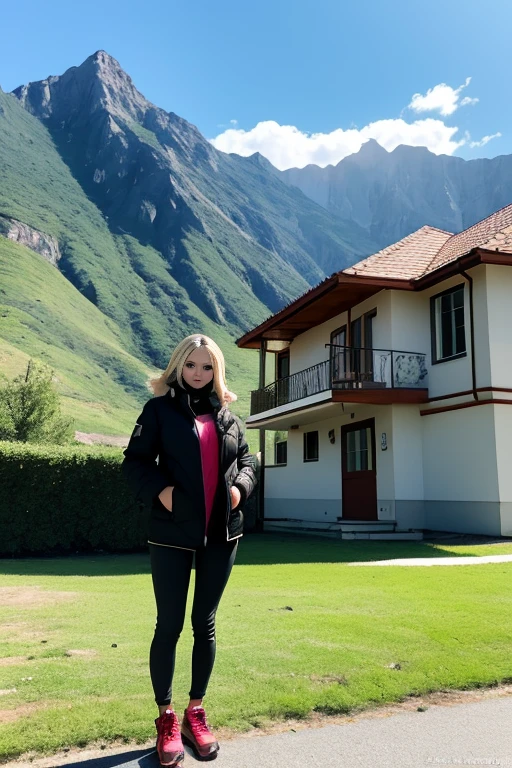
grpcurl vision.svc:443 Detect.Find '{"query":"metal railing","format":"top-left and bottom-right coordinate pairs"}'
top-left (250, 345), bottom-right (428, 415)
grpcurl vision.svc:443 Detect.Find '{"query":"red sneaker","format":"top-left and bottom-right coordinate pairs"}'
top-left (154, 709), bottom-right (185, 766)
top-left (181, 706), bottom-right (219, 760)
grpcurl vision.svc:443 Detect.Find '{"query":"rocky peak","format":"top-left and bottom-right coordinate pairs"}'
top-left (12, 49), bottom-right (149, 124)
top-left (345, 139), bottom-right (388, 167)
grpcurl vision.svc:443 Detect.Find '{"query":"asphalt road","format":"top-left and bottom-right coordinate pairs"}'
top-left (18, 694), bottom-right (511, 768)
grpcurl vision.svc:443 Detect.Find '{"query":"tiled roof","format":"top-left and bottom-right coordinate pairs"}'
top-left (343, 226), bottom-right (452, 280)
top-left (343, 203), bottom-right (512, 282)
top-left (424, 204), bottom-right (512, 272)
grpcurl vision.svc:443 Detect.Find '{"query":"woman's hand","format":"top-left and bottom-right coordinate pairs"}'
top-left (230, 485), bottom-right (241, 510)
top-left (158, 486), bottom-right (174, 511)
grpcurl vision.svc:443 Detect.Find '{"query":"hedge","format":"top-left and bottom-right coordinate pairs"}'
top-left (0, 441), bottom-right (147, 556)
top-left (0, 441), bottom-right (260, 556)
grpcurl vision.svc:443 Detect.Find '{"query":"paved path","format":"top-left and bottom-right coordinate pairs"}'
top-left (349, 554), bottom-right (512, 566)
top-left (11, 694), bottom-right (512, 768)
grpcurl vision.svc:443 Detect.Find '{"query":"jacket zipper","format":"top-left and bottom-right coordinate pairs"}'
top-left (217, 413), bottom-right (232, 542)
top-left (186, 394), bottom-right (208, 547)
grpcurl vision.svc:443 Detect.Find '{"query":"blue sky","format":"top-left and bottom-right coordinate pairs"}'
top-left (0, 0), bottom-right (508, 169)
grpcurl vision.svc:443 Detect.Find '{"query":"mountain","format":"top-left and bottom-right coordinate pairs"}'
top-left (11, 51), bottom-right (376, 321)
top-left (1, 52), bottom-right (377, 431)
top-left (281, 139), bottom-right (512, 248)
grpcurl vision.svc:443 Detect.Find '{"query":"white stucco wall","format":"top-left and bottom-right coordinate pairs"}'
top-left (486, 265), bottom-right (512, 387)
top-left (422, 405), bottom-right (499, 502)
top-left (391, 405), bottom-right (424, 500)
top-left (285, 271), bottom-right (489, 401)
top-left (289, 314), bottom-right (347, 375)
top-left (391, 275), bottom-right (476, 399)
top-left (288, 292), bottom-right (392, 375)
top-left (264, 404), bottom-right (404, 520)
top-left (493, 404), bottom-right (512, 502)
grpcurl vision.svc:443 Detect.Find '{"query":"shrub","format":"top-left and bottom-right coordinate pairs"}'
top-left (0, 360), bottom-right (74, 444)
top-left (0, 441), bottom-right (260, 555)
top-left (0, 441), bottom-right (146, 555)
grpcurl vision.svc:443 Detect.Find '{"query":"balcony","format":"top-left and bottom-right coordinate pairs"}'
top-left (250, 345), bottom-right (429, 416)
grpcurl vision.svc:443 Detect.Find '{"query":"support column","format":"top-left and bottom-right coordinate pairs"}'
top-left (256, 340), bottom-right (267, 532)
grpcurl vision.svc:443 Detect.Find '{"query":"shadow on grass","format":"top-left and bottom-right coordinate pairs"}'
top-left (0, 532), bottom-right (498, 577)
top-left (59, 747), bottom-right (159, 768)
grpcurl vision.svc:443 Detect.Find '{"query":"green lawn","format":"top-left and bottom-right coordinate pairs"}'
top-left (0, 534), bottom-right (511, 759)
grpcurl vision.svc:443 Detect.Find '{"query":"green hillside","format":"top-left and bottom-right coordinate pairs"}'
top-left (1, 236), bottom-right (152, 434)
top-left (0, 88), bottom-right (261, 432)
top-left (0, 235), bottom-right (259, 433)
top-left (1, 53), bottom-right (371, 438)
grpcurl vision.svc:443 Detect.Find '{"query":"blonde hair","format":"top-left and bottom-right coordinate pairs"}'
top-left (149, 334), bottom-right (237, 405)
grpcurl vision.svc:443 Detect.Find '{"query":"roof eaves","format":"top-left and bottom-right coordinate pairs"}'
top-left (235, 273), bottom-right (339, 348)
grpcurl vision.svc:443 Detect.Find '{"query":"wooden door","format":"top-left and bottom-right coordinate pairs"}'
top-left (330, 326), bottom-right (347, 383)
top-left (363, 310), bottom-right (377, 381)
top-left (341, 419), bottom-right (377, 520)
top-left (276, 350), bottom-right (290, 405)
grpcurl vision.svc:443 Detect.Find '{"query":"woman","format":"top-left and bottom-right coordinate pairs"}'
top-left (122, 334), bottom-right (257, 766)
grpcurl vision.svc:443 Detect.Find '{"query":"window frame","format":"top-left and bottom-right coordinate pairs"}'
top-left (274, 439), bottom-right (288, 466)
top-left (276, 348), bottom-right (290, 381)
top-left (430, 284), bottom-right (467, 365)
top-left (303, 430), bottom-right (319, 462)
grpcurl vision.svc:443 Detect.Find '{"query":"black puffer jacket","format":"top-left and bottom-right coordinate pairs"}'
top-left (121, 383), bottom-right (257, 550)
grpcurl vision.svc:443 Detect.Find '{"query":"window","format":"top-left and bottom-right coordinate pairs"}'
top-left (330, 325), bottom-right (347, 382)
top-left (275, 440), bottom-right (287, 465)
top-left (276, 350), bottom-right (290, 406)
top-left (346, 427), bottom-right (373, 472)
top-left (276, 350), bottom-right (290, 380)
top-left (265, 430), bottom-right (288, 467)
top-left (431, 285), bottom-right (466, 363)
top-left (303, 430), bottom-right (319, 462)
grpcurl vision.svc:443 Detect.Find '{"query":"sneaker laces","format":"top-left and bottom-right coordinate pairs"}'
top-left (188, 707), bottom-right (210, 734)
top-left (161, 710), bottom-right (180, 739)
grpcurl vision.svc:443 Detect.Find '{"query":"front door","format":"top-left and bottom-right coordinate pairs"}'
top-left (276, 350), bottom-right (290, 406)
top-left (341, 419), bottom-right (378, 520)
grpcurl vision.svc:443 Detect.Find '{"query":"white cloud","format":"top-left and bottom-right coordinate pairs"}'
top-left (210, 118), bottom-right (465, 170)
top-left (409, 77), bottom-right (478, 116)
top-left (230, 119), bottom-right (238, 126)
top-left (469, 132), bottom-right (502, 148)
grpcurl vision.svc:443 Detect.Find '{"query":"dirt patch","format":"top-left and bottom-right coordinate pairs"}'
top-left (75, 431), bottom-right (129, 448)
top-left (0, 587), bottom-right (77, 608)
top-left (4, 683), bottom-right (512, 767)
top-left (64, 649), bottom-right (97, 658)
top-left (0, 657), bottom-right (29, 667)
top-left (0, 703), bottom-right (40, 724)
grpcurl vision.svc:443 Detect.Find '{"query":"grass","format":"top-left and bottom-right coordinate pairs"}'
top-left (0, 534), bottom-right (511, 759)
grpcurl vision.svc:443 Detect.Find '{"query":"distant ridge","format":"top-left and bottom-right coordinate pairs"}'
top-left (281, 139), bottom-right (512, 248)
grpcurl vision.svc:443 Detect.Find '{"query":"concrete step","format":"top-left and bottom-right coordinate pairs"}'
top-left (341, 531), bottom-right (423, 541)
top-left (339, 523), bottom-right (396, 533)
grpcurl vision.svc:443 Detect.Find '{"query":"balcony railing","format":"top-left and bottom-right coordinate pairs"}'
top-left (250, 345), bottom-right (428, 415)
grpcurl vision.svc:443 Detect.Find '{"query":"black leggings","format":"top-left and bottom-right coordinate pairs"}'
top-left (149, 541), bottom-right (238, 705)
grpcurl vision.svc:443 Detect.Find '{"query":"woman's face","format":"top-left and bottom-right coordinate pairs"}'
top-left (182, 346), bottom-right (214, 389)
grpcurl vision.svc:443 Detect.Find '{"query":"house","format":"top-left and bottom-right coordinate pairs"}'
top-left (237, 204), bottom-right (512, 540)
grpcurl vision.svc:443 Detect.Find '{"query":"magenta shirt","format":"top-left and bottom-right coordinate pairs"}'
top-left (195, 414), bottom-right (219, 531)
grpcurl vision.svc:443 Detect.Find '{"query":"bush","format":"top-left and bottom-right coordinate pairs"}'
top-left (0, 441), bottom-right (146, 555)
top-left (0, 360), bottom-right (74, 444)
top-left (0, 441), bottom-right (261, 555)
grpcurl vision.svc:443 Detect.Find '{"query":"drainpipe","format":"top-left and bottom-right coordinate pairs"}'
top-left (459, 267), bottom-right (478, 402)
top-left (256, 340), bottom-right (267, 532)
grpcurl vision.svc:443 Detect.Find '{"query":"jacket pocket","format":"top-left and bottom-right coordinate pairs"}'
top-left (169, 486), bottom-right (190, 524)
top-left (228, 508), bottom-right (244, 537)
